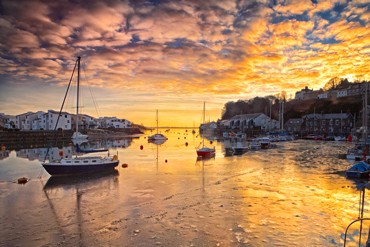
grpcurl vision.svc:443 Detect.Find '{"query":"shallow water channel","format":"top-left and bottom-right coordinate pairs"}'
top-left (0, 129), bottom-right (368, 246)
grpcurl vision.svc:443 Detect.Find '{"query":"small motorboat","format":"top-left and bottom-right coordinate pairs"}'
top-left (232, 142), bottom-right (248, 155)
top-left (346, 161), bottom-right (370, 179)
top-left (249, 139), bottom-right (261, 150)
top-left (335, 136), bottom-right (346, 141)
top-left (314, 135), bottom-right (323, 140)
top-left (260, 137), bottom-right (271, 149)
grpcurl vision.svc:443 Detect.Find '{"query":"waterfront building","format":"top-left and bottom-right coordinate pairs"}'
top-left (285, 118), bottom-right (304, 132)
top-left (102, 117), bottom-right (132, 129)
top-left (22, 111), bottom-right (45, 130)
top-left (46, 110), bottom-right (72, 130)
top-left (225, 113), bottom-right (273, 130)
top-left (15, 112), bottom-right (32, 129)
top-left (302, 112), bottom-right (353, 134)
top-left (0, 113), bottom-right (7, 128)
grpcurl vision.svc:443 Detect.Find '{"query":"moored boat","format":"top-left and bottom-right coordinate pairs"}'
top-left (148, 110), bottom-right (167, 141)
top-left (260, 137), bottom-right (271, 149)
top-left (346, 161), bottom-right (370, 179)
top-left (42, 57), bottom-right (119, 176)
top-left (196, 102), bottom-right (215, 157)
top-left (249, 138), bottom-right (261, 150)
top-left (335, 136), bottom-right (346, 141)
top-left (232, 142), bottom-right (248, 155)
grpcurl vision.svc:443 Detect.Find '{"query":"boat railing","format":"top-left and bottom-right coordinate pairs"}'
top-left (343, 217), bottom-right (370, 246)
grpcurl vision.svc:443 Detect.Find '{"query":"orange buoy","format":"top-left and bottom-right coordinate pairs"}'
top-left (122, 163), bottom-right (128, 168)
top-left (59, 151), bottom-right (63, 156)
top-left (140, 145), bottom-right (143, 150)
top-left (178, 137), bottom-right (180, 139)
top-left (184, 137), bottom-right (186, 139)
top-left (69, 143), bottom-right (72, 146)
top-left (18, 177), bottom-right (28, 184)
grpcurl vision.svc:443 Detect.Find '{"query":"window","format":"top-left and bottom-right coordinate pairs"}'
top-left (83, 161), bottom-right (88, 163)
top-left (322, 120), bottom-right (326, 125)
top-left (329, 120), bottom-right (333, 125)
top-left (67, 120), bottom-right (70, 123)
top-left (74, 161), bottom-right (80, 163)
top-left (335, 120), bottom-right (339, 125)
top-left (65, 125), bottom-right (67, 128)
top-left (92, 160), bottom-right (97, 163)
top-left (66, 161), bottom-right (71, 164)
top-left (65, 115), bottom-right (67, 118)
top-left (51, 120), bottom-right (53, 123)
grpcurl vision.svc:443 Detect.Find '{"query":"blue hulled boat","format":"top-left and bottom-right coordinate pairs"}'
top-left (346, 161), bottom-right (370, 179)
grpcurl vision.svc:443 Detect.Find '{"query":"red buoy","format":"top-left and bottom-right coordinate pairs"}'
top-left (210, 141), bottom-right (213, 144)
top-left (118, 141), bottom-right (120, 143)
top-left (140, 145), bottom-right (143, 150)
top-left (185, 142), bottom-right (188, 146)
top-left (59, 151), bottom-right (63, 156)
top-left (69, 143), bottom-right (72, 146)
top-left (122, 163), bottom-right (128, 168)
top-left (97, 139), bottom-right (99, 141)
top-left (165, 159), bottom-right (168, 163)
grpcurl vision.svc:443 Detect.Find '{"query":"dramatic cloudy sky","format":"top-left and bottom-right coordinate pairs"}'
top-left (1, 0), bottom-right (370, 126)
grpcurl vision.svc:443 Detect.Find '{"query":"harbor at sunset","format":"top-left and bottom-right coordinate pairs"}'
top-left (1, 0), bottom-right (370, 246)
top-left (1, 0), bottom-right (370, 126)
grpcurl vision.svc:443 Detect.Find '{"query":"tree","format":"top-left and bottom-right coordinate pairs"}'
top-left (323, 77), bottom-right (339, 91)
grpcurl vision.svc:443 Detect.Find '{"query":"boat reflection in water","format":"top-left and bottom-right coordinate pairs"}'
top-left (148, 139), bottom-right (166, 145)
top-left (43, 169), bottom-right (119, 190)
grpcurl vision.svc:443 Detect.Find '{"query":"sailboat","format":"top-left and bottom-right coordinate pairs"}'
top-left (42, 57), bottom-right (119, 176)
top-left (148, 110), bottom-right (167, 141)
top-left (196, 102), bottom-right (215, 157)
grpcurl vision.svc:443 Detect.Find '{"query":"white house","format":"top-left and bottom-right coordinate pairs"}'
top-left (225, 113), bottom-right (274, 130)
top-left (15, 112), bottom-right (33, 129)
top-left (21, 111), bottom-right (45, 130)
top-left (46, 110), bottom-right (72, 130)
top-left (104, 117), bottom-right (132, 128)
top-left (80, 114), bottom-right (98, 129)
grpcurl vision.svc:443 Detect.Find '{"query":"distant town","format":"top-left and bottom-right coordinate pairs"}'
top-left (1, 79), bottom-right (369, 138)
top-left (0, 110), bottom-right (133, 131)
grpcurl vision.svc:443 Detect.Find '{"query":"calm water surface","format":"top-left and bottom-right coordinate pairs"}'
top-left (0, 129), bottom-right (368, 246)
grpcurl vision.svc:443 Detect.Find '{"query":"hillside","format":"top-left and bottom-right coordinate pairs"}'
top-left (222, 96), bottom-right (365, 121)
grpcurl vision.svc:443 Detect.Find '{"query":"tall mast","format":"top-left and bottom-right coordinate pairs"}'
top-left (203, 101), bottom-right (205, 148)
top-left (156, 109), bottom-right (158, 134)
top-left (76, 57), bottom-right (80, 157)
top-left (365, 81), bottom-right (368, 142)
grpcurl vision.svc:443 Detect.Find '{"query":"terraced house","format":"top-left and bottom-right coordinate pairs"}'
top-left (302, 113), bottom-right (353, 134)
